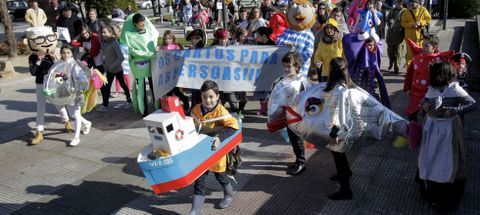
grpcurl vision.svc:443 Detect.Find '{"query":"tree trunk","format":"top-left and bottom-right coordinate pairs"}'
top-left (0, 0), bottom-right (17, 58)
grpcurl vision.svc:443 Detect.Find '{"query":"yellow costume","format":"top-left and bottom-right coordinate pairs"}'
top-left (312, 18), bottom-right (343, 78)
top-left (191, 103), bottom-right (239, 173)
top-left (401, 6), bottom-right (431, 66)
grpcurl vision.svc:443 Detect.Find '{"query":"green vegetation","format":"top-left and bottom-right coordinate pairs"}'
top-left (448, 0), bottom-right (480, 18)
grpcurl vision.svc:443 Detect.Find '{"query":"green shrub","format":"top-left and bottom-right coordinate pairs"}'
top-left (82, 0), bottom-right (137, 18)
top-left (448, 0), bottom-right (480, 18)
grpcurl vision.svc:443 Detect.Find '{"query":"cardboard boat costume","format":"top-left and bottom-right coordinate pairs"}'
top-left (119, 14), bottom-right (159, 115)
top-left (137, 97), bottom-right (242, 194)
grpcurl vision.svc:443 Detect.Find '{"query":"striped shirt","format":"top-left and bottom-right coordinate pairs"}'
top-left (120, 44), bottom-right (130, 75)
top-left (276, 28), bottom-right (315, 75)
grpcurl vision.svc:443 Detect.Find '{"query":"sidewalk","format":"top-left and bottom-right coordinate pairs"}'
top-left (0, 19), bottom-right (478, 214)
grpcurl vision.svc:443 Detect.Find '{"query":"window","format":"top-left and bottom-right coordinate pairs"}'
top-left (166, 124), bottom-right (174, 133)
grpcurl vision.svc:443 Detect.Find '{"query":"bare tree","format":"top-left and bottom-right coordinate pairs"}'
top-left (0, 1), bottom-right (17, 58)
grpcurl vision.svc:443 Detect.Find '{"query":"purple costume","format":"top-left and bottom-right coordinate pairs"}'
top-left (342, 33), bottom-right (390, 108)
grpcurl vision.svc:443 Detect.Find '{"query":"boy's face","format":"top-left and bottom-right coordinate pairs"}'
top-left (201, 89), bottom-right (220, 109)
top-left (240, 11), bottom-right (248, 19)
top-left (134, 20), bottom-right (145, 31)
top-left (218, 38), bottom-right (229, 46)
top-left (332, 12), bottom-right (342, 21)
top-left (190, 36), bottom-right (201, 47)
top-left (422, 40), bottom-right (436, 54)
top-left (452, 61), bottom-right (466, 73)
top-left (283, 62), bottom-right (299, 77)
top-left (366, 41), bottom-right (375, 52)
top-left (61, 48), bottom-right (73, 60)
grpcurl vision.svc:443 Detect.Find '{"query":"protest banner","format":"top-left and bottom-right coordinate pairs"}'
top-left (151, 45), bottom-right (291, 97)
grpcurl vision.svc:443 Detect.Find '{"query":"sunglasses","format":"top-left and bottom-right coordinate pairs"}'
top-left (29, 34), bottom-right (57, 45)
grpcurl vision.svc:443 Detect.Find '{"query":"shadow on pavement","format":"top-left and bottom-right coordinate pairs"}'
top-left (1, 181), bottom-right (178, 214)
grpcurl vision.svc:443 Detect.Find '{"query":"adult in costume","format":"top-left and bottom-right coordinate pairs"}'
top-left (276, 0), bottom-right (316, 75)
top-left (343, 34), bottom-right (390, 107)
top-left (24, 26), bottom-right (71, 145)
top-left (120, 13), bottom-right (159, 116)
top-left (400, 0), bottom-right (431, 66)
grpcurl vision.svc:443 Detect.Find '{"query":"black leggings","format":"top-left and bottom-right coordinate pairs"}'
top-left (194, 171), bottom-right (230, 195)
top-left (101, 71), bottom-right (131, 107)
top-left (287, 127), bottom-right (306, 165)
top-left (137, 77), bottom-right (155, 116)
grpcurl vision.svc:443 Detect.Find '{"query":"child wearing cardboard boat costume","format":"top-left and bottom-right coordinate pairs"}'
top-left (189, 80), bottom-right (239, 215)
top-left (25, 26), bottom-right (72, 145)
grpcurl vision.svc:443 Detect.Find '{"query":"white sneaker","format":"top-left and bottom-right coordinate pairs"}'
top-left (69, 137), bottom-right (80, 146)
top-left (96, 105), bottom-right (108, 112)
top-left (82, 121), bottom-right (92, 135)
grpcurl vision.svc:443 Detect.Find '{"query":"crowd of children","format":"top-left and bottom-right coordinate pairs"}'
top-left (27, 0), bottom-right (478, 213)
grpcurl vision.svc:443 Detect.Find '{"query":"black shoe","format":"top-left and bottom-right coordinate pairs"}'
top-left (287, 163), bottom-right (306, 176)
top-left (388, 65), bottom-right (393, 71)
top-left (328, 188), bottom-right (353, 200)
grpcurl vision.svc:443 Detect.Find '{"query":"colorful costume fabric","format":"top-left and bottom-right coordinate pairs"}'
top-left (276, 0), bottom-right (316, 75)
top-left (191, 103), bottom-right (239, 172)
top-left (353, 9), bottom-right (382, 42)
top-left (120, 14), bottom-right (159, 114)
top-left (343, 33), bottom-right (390, 107)
top-left (313, 19), bottom-right (343, 77)
top-left (347, 0), bottom-right (366, 28)
top-left (403, 39), bottom-right (454, 115)
top-left (267, 82), bottom-right (409, 153)
top-left (401, 6), bottom-right (431, 66)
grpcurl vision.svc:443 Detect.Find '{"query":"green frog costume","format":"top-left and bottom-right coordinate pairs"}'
top-left (119, 13), bottom-right (159, 114)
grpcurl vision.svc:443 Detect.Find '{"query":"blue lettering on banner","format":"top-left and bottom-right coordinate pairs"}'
top-left (234, 67), bottom-right (241, 80)
top-left (215, 49), bottom-right (223, 60)
top-left (188, 64), bottom-right (197, 78)
top-left (255, 69), bottom-right (261, 80)
top-left (205, 48), bottom-right (211, 59)
top-left (260, 52), bottom-right (269, 64)
top-left (158, 57), bottom-right (164, 69)
top-left (242, 68), bottom-right (249, 80)
top-left (165, 71), bottom-right (171, 83)
top-left (249, 68), bottom-right (256, 80)
top-left (250, 51), bottom-right (258, 64)
top-left (222, 67), bottom-right (231, 80)
top-left (199, 64), bottom-right (208, 79)
top-left (174, 50), bottom-right (182, 61)
top-left (183, 49), bottom-right (191, 58)
top-left (173, 69), bottom-right (179, 79)
top-left (240, 49), bottom-right (248, 63)
top-left (193, 49), bottom-right (201, 58)
top-left (158, 74), bottom-right (164, 86)
top-left (269, 53), bottom-right (278, 64)
top-left (211, 66), bottom-right (220, 80)
top-left (165, 53), bottom-right (171, 65)
top-left (226, 49), bottom-right (235, 61)
top-left (178, 64), bottom-right (185, 76)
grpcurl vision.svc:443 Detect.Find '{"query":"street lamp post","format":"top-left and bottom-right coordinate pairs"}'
top-left (222, 0), bottom-right (227, 29)
top-left (442, 0), bottom-right (448, 30)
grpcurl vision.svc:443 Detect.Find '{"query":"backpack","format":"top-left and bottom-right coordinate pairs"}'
top-left (226, 145), bottom-right (242, 176)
